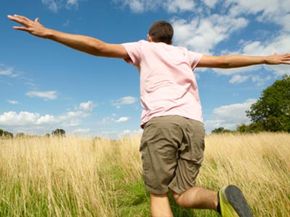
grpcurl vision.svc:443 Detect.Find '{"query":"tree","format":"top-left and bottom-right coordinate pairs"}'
top-left (246, 75), bottom-right (290, 132)
top-left (211, 127), bottom-right (232, 134)
top-left (0, 129), bottom-right (13, 138)
top-left (15, 133), bottom-right (25, 138)
top-left (52, 129), bottom-right (66, 137)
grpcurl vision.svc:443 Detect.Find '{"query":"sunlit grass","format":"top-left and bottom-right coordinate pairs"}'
top-left (0, 133), bottom-right (289, 216)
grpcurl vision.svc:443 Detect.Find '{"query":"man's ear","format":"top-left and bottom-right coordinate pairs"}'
top-left (147, 34), bottom-right (153, 42)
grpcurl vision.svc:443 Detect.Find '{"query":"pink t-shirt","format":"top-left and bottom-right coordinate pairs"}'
top-left (122, 40), bottom-right (203, 127)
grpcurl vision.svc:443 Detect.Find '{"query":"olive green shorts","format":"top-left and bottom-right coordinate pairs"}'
top-left (140, 115), bottom-right (205, 195)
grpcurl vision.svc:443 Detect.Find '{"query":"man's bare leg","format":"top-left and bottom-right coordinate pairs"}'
top-left (173, 187), bottom-right (218, 210)
top-left (150, 193), bottom-right (174, 217)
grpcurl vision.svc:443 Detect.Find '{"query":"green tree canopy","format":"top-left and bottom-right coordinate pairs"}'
top-left (246, 75), bottom-right (290, 132)
top-left (0, 129), bottom-right (13, 138)
top-left (211, 127), bottom-right (232, 134)
top-left (52, 129), bottom-right (66, 137)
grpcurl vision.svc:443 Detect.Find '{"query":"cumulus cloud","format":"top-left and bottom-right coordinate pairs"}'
top-left (172, 14), bottom-right (248, 53)
top-left (119, 128), bottom-right (143, 137)
top-left (114, 0), bottom-right (195, 13)
top-left (42, 0), bottom-right (79, 12)
top-left (67, 0), bottom-right (79, 6)
top-left (0, 65), bottom-right (17, 77)
top-left (41, 0), bottom-right (59, 12)
top-left (203, 0), bottom-right (218, 8)
top-left (229, 75), bottom-right (249, 84)
top-left (0, 101), bottom-right (95, 133)
top-left (79, 101), bottom-right (95, 112)
top-left (0, 111), bottom-right (56, 126)
top-left (73, 128), bottom-right (91, 134)
top-left (7, 100), bottom-right (19, 105)
top-left (101, 114), bottom-right (131, 124)
top-left (26, 90), bottom-right (58, 100)
top-left (165, 0), bottom-right (195, 13)
top-left (205, 99), bottom-right (256, 132)
top-left (228, 0), bottom-right (290, 31)
top-left (115, 116), bottom-right (129, 123)
top-left (112, 96), bottom-right (137, 108)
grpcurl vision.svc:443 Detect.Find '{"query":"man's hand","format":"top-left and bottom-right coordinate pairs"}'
top-left (265, 54), bottom-right (290, 65)
top-left (8, 14), bottom-right (49, 38)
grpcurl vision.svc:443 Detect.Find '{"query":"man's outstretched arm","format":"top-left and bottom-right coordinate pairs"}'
top-left (8, 14), bottom-right (129, 59)
top-left (197, 54), bottom-right (290, 68)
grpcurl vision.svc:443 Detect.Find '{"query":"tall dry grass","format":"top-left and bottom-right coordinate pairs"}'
top-left (0, 133), bottom-right (289, 217)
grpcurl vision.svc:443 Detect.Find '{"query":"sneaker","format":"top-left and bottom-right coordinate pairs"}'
top-left (218, 185), bottom-right (253, 217)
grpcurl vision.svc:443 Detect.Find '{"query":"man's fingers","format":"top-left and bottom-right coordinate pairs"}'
top-left (13, 14), bottom-right (31, 22)
top-left (13, 26), bottom-right (30, 32)
top-left (282, 54), bottom-right (290, 61)
top-left (8, 15), bottom-right (30, 27)
top-left (8, 15), bottom-right (28, 25)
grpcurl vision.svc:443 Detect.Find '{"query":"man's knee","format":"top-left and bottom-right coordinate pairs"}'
top-left (172, 191), bottom-right (183, 205)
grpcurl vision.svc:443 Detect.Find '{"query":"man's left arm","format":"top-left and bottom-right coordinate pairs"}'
top-left (8, 14), bottom-right (129, 59)
top-left (197, 54), bottom-right (290, 68)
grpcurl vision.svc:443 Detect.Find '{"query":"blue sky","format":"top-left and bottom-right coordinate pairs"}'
top-left (1, 0), bottom-right (290, 137)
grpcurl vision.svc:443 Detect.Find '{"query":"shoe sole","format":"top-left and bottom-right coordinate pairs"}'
top-left (223, 185), bottom-right (253, 217)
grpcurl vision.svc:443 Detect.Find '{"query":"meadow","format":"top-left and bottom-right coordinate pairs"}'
top-left (0, 133), bottom-right (289, 217)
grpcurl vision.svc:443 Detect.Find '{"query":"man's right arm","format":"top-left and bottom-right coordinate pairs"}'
top-left (8, 14), bottom-right (129, 59)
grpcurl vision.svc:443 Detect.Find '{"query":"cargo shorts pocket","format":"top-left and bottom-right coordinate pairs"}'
top-left (179, 120), bottom-right (205, 165)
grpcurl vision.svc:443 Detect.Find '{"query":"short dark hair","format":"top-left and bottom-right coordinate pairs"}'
top-left (148, 21), bottom-right (174, 44)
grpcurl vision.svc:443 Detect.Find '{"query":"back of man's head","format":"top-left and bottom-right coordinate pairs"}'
top-left (148, 21), bottom-right (174, 45)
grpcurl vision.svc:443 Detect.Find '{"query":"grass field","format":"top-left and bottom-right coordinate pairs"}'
top-left (0, 133), bottom-right (289, 217)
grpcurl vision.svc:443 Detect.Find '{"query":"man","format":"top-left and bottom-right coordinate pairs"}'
top-left (8, 15), bottom-right (290, 217)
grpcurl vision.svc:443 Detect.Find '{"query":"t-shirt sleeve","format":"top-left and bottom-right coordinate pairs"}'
top-left (121, 41), bottom-right (142, 66)
top-left (188, 51), bottom-right (203, 69)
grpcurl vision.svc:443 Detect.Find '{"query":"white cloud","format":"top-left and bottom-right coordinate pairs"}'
top-left (165, 0), bottom-right (195, 13)
top-left (0, 101), bottom-right (94, 133)
top-left (229, 75), bottom-right (249, 84)
top-left (118, 128), bottom-right (143, 137)
top-left (115, 116), bottom-right (129, 123)
top-left (228, 0), bottom-right (290, 31)
top-left (42, 0), bottom-right (80, 12)
top-left (0, 111), bottom-right (56, 126)
top-left (113, 96), bottom-right (137, 107)
top-left (41, 0), bottom-right (59, 13)
top-left (26, 91), bottom-right (57, 100)
top-left (204, 0), bottom-right (218, 8)
top-left (243, 35), bottom-right (290, 55)
top-left (73, 128), bottom-right (91, 134)
top-left (7, 100), bottom-right (19, 105)
top-left (0, 65), bottom-right (17, 77)
top-left (36, 114), bottom-right (57, 125)
top-left (212, 66), bottom-right (274, 85)
top-left (67, 0), bottom-right (78, 6)
top-left (114, 0), bottom-right (195, 13)
top-left (172, 14), bottom-right (248, 53)
top-left (79, 101), bottom-right (95, 112)
top-left (205, 99), bottom-right (256, 132)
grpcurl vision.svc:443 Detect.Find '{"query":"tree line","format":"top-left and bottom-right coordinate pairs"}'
top-left (0, 128), bottom-right (66, 138)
